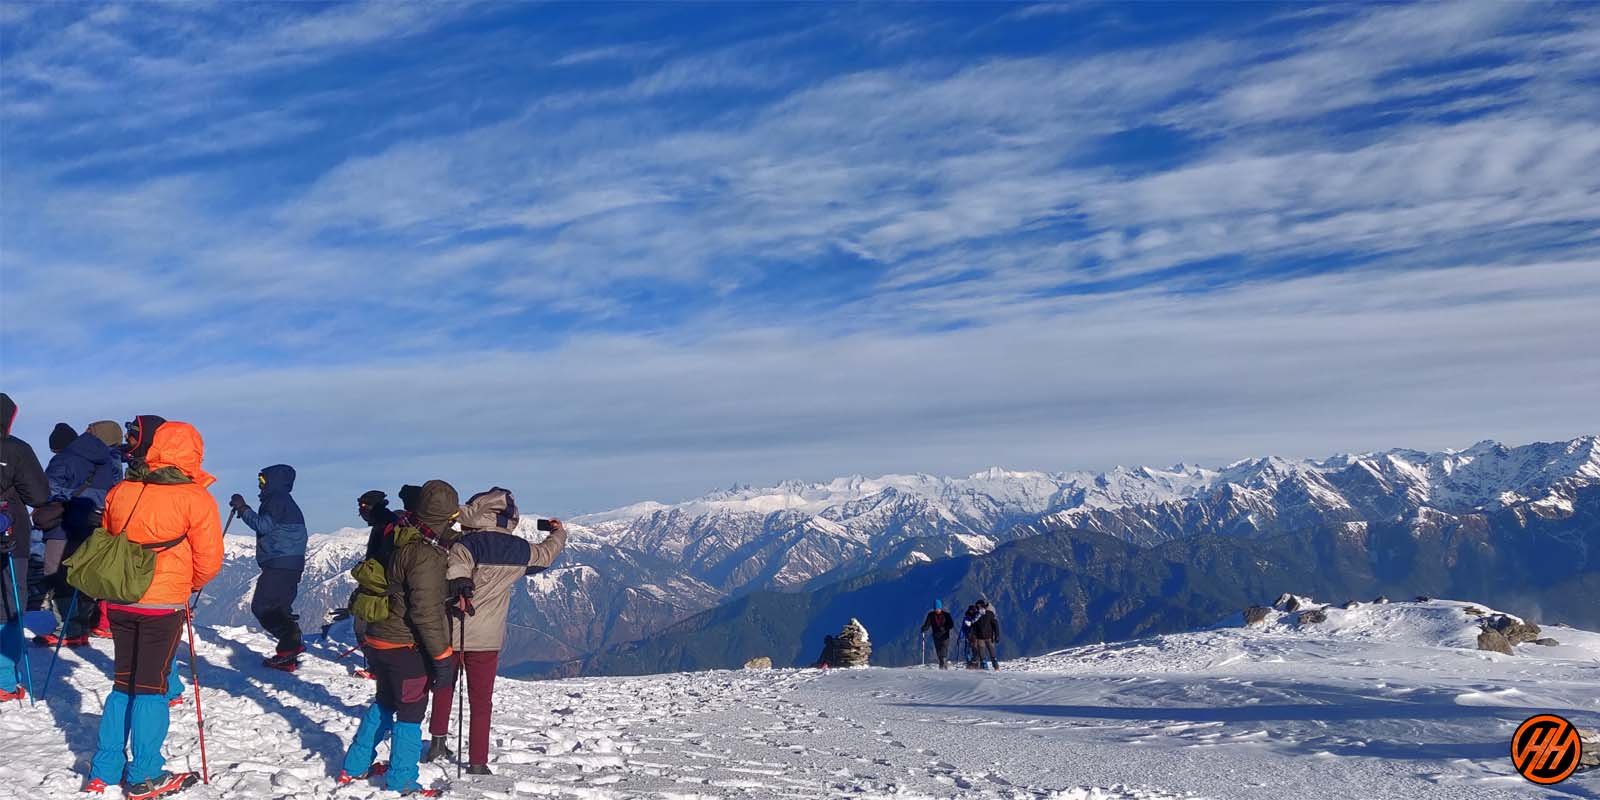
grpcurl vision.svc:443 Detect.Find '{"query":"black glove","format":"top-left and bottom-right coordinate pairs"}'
top-left (229, 494), bottom-right (249, 514)
top-left (31, 501), bottom-right (65, 531)
top-left (0, 531), bottom-right (15, 556)
top-left (430, 654), bottom-right (457, 689)
top-left (446, 578), bottom-right (475, 619)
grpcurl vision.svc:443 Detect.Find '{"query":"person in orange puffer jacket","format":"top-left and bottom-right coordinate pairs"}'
top-left (84, 421), bottom-right (223, 800)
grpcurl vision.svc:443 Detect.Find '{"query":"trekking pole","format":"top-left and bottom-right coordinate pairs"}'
top-left (919, 633), bottom-right (926, 668)
top-left (222, 509), bottom-right (235, 536)
top-left (41, 590), bottom-right (79, 699)
top-left (333, 642), bottom-right (361, 661)
top-left (455, 619), bottom-right (465, 779)
top-left (5, 554), bottom-right (33, 705)
top-left (185, 593), bottom-right (210, 784)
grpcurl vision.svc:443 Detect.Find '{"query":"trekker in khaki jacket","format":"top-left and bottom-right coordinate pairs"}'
top-left (426, 487), bottom-right (566, 775)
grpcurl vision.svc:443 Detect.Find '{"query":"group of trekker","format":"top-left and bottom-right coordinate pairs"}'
top-left (0, 394), bottom-right (568, 798)
top-left (919, 597), bottom-right (1002, 670)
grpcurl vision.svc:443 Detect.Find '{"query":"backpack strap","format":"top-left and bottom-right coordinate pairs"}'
top-left (142, 534), bottom-right (187, 552)
top-left (69, 461), bottom-right (104, 500)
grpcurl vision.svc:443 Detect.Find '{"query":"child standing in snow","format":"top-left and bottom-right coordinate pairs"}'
top-left (428, 487), bottom-right (567, 774)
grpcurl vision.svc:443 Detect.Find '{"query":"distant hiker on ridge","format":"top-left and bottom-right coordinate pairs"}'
top-left (428, 487), bottom-right (568, 774)
top-left (920, 599), bottom-right (955, 669)
top-left (971, 598), bottom-right (1000, 670)
top-left (230, 464), bottom-right (309, 671)
top-left (960, 604), bottom-right (980, 668)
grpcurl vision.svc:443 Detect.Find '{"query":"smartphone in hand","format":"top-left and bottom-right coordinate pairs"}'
top-left (537, 518), bottom-right (556, 532)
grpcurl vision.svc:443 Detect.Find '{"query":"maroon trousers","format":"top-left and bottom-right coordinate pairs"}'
top-left (427, 650), bottom-right (499, 765)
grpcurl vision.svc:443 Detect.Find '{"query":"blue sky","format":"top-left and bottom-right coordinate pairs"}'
top-left (3, 1), bottom-right (1597, 527)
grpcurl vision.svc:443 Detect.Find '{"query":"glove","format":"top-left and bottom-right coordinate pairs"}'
top-left (229, 494), bottom-right (249, 514)
top-left (430, 654), bottom-right (457, 689)
top-left (31, 501), bottom-right (65, 531)
top-left (0, 531), bottom-right (15, 556)
top-left (446, 578), bottom-right (475, 619)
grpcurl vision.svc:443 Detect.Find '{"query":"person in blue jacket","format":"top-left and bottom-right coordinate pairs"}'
top-left (230, 464), bottom-right (309, 671)
top-left (34, 424), bottom-right (122, 645)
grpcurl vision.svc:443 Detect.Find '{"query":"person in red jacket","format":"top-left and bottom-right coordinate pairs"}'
top-left (84, 422), bottom-right (224, 800)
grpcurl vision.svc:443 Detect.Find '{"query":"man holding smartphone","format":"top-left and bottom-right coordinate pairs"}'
top-left (428, 487), bottom-right (567, 774)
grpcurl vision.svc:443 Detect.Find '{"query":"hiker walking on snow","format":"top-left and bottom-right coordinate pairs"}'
top-left (970, 599), bottom-right (1000, 670)
top-left (230, 465), bottom-right (308, 671)
top-left (0, 393), bottom-right (49, 701)
top-left (33, 422), bottom-right (122, 646)
top-left (83, 421), bottom-right (224, 799)
top-left (919, 600), bottom-right (955, 669)
top-left (426, 488), bottom-right (567, 774)
top-left (339, 479), bottom-right (460, 797)
top-left (960, 605), bottom-right (980, 668)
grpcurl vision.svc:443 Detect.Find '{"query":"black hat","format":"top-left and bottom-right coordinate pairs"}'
top-left (0, 393), bottom-right (17, 437)
top-left (358, 490), bottom-right (388, 508)
top-left (49, 422), bottom-right (78, 452)
top-left (398, 484), bottom-right (423, 512)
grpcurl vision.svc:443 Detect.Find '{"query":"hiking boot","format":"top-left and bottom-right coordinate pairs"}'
top-left (168, 695), bottom-right (185, 708)
top-left (125, 771), bottom-right (198, 800)
top-left (353, 667), bottom-right (376, 680)
top-left (465, 763), bottom-right (491, 775)
top-left (337, 762), bottom-right (388, 784)
top-left (90, 627), bottom-right (112, 639)
top-left (422, 735), bottom-right (454, 763)
top-left (263, 647), bottom-right (303, 672)
top-left (32, 633), bottom-right (85, 647)
top-left (82, 778), bottom-right (109, 794)
top-left (0, 685), bottom-right (26, 702)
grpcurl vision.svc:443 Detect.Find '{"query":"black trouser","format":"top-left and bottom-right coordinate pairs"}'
top-left (110, 609), bottom-right (184, 695)
top-left (932, 637), bottom-right (951, 669)
top-left (251, 566), bottom-right (303, 651)
top-left (364, 644), bottom-right (430, 723)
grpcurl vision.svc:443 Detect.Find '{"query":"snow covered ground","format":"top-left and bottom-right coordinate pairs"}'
top-left (0, 599), bottom-right (1595, 799)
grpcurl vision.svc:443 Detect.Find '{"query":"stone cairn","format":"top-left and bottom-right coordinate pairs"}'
top-left (818, 618), bottom-right (872, 667)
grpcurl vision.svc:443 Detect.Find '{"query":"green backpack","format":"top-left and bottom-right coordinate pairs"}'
top-left (349, 557), bottom-right (392, 623)
top-left (64, 486), bottom-right (186, 604)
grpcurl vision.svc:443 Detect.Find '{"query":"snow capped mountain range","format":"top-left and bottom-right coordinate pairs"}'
top-left (198, 435), bottom-right (1598, 671)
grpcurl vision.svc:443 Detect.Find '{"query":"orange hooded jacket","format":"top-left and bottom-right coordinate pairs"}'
top-left (101, 421), bottom-right (225, 608)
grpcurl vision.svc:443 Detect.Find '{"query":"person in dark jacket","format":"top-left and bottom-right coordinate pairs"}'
top-left (0, 394), bottom-right (50, 700)
top-left (339, 479), bottom-right (458, 796)
top-left (919, 599), bottom-right (955, 669)
top-left (35, 426), bottom-right (122, 645)
top-left (970, 599), bottom-right (1000, 670)
top-left (358, 490), bottom-right (398, 566)
top-left (230, 464), bottom-right (309, 670)
top-left (959, 605), bottom-right (980, 667)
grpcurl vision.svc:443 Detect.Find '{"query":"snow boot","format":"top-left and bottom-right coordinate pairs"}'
top-left (353, 667), bottom-right (376, 680)
top-left (263, 647), bottom-right (302, 672)
top-left (34, 633), bottom-right (90, 647)
top-left (422, 735), bottom-right (454, 763)
top-left (125, 771), bottom-right (198, 800)
top-left (465, 763), bottom-right (491, 775)
top-left (81, 778), bottom-right (109, 794)
top-left (337, 761), bottom-right (388, 785)
top-left (0, 685), bottom-right (25, 702)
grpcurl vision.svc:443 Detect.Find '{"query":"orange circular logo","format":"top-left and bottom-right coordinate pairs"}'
top-left (1511, 714), bottom-right (1582, 785)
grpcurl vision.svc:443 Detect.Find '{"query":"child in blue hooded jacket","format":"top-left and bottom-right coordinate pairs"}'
top-left (230, 464), bottom-right (309, 670)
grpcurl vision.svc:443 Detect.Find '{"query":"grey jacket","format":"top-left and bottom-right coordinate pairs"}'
top-left (446, 488), bottom-right (567, 652)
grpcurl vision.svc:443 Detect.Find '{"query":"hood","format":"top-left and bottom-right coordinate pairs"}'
top-left (398, 484), bottom-right (423, 513)
top-left (63, 431), bottom-right (114, 466)
top-left (458, 487), bottom-right (519, 533)
top-left (125, 414), bottom-right (168, 464)
top-left (416, 479), bottom-right (460, 536)
top-left (259, 464), bottom-right (297, 495)
top-left (88, 420), bottom-right (122, 448)
top-left (50, 423), bottom-right (78, 452)
top-left (1, 393), bottom-right (16, 437)
top-left (144, 422), bottom-right (215, 488)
